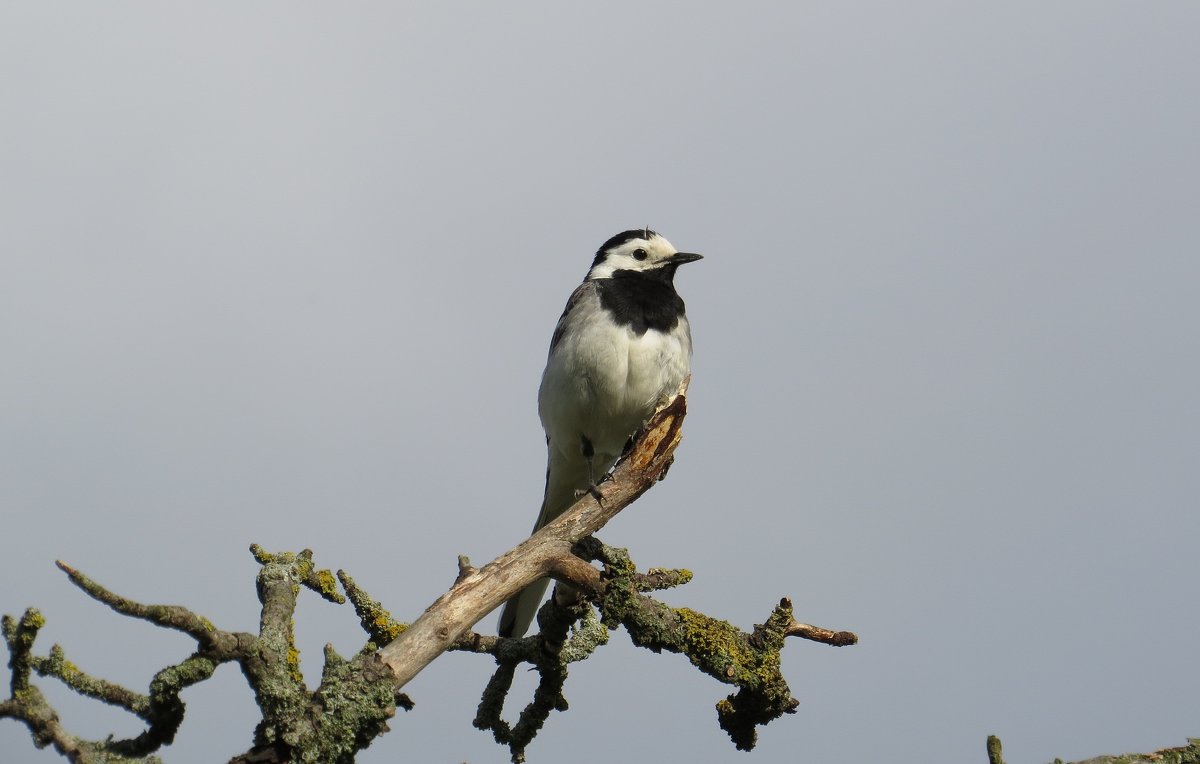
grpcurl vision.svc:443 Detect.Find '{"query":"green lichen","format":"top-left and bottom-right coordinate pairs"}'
top-left (370, 614), bottom-right (407, 643)
top-left (155, 655), bottom-right (218, 689)
top-left (313, 569), bottom-right (339, 597)
top-left (3, 608), bottom-right (46, 648)
top-left (298, 654), bottom-right (400, 764)
top-left (250, 544), bottom-right (275, 564)
top-left (286, 647), bottom-right (302, 682)
top-left (1040, 739), bottom-right (1200, 764)
top-left (987, 734), bottom-right (1006, 764)
top-left (336, 569), bottom-right (408, 646)
top-left (675, 607), bottom-right (780, 686)
top-left (294, 556), bottom-right (314, 582)
top-left (1099, 739), bottom-right (1200, 764)
top-left (561, 608), bottom-right (610, 663)
top-left (284, 618), bottom-right (304, 685)
top-left (590, 543), bottom-right (801, 752)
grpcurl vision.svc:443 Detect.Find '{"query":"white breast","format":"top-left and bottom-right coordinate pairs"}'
top-left (539, 305), bottom-right (692, 468)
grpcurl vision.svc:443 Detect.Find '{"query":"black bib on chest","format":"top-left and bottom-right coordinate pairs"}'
top-left (595, 268), bottom-right (686, 336)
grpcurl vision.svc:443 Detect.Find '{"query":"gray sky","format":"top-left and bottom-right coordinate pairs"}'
top-left (2, 3), bottom-right (1197, 763)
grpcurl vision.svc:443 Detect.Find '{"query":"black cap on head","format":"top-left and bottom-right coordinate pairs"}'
top-left (592, 229), bottom-right (660, 267)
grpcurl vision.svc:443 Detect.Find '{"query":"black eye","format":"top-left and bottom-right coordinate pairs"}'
top-left (632, 248), bottom-right (648, 261)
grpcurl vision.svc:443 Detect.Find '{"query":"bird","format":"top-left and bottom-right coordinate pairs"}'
top-left (497, 228), bottom-right (702, 638)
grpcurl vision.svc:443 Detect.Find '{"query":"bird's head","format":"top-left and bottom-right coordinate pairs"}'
top-left (586, 229), bottom-right (703, 281)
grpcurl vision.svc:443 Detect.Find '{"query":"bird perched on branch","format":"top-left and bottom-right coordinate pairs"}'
top-left (497, 229), bottom-right (702, 638)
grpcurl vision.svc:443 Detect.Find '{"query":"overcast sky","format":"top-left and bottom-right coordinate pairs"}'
top-left (2, 3), bottom-right (1198, 763)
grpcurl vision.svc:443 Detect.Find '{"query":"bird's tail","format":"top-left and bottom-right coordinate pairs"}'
top-left (496, 448), bottom-right (591, 638)
top-left (496, 574), bottom-right (551, 639)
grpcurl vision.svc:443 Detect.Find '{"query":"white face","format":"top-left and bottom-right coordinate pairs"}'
top-left (587, 233), bottom-right (681, 280)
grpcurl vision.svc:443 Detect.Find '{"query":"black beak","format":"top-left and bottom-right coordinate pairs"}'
top-left (671, 252), bottom-right (704, 265)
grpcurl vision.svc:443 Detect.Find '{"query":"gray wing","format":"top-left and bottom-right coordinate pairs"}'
top-left (548, 281), bottom-right (597, 354)
top-left (498, 281), bottom-right (598, 638)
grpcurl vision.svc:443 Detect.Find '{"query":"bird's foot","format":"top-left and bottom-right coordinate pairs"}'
top-left (574, 483), bottom-right (605, 506)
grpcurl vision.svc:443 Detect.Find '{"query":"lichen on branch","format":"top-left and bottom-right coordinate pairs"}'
top-left (469, 536), bottom-right (856, 761)
top-left (3, 386), bottom-right (859, 763)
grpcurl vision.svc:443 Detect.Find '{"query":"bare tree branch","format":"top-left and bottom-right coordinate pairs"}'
top-left (375, 380), bottom-right (692, 689)
top-left (986, 735), bottom-right (1200, 764)
top-left (4, 379), bottom-right (1194, 763)
top-left (783, 605), bottom-right (859, 647)
top-left (4, 383), bottom-right (866, 762)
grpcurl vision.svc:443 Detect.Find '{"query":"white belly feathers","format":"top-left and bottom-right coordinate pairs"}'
top-left (539, 315), bottom-right (691, 466)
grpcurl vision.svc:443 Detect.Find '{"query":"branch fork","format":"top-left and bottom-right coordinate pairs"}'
top-left (2, 382), bottom-right (859, 763)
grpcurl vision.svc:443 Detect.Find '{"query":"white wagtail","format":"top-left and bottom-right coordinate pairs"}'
top-left (497, 229), bottom-right (702, 638)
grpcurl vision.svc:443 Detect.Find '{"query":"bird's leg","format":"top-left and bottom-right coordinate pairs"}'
top-left (577, 434), bottom-right (604, 504)
top-left (621, 435), bottom-right (635, 457)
